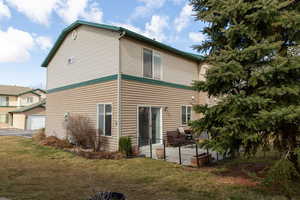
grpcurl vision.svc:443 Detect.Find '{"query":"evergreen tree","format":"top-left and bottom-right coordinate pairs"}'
top-left (190, 0), bottom-right (300, 171)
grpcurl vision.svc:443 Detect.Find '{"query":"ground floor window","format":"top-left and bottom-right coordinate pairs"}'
top-left (0, 114), bottom-right (8, 123)
top-left (181, 106), bottom-right (192, 125)
top-left (97, 104), bottom-right (112, 136)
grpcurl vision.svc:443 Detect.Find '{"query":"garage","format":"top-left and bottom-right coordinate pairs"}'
top-left (27, 115), bottom-right (46, 130)
top-left (9, 100), bottom-right (46, 130)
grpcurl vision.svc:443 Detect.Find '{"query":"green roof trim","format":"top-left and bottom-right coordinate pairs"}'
top-left (18, 90), bottom-right (41, 97)
top-left (46, 74), bottom-right (195, 94)
top-left (9, 101), bottom-right (45, 113)
top-left (47, 74), bottom-right (118, 94)
top-left (41, 20), bottom-right (205, 67)
top-left (121, 74), bottom-right (195, 91)
top-left (0, 106), bottom-right (18, 108)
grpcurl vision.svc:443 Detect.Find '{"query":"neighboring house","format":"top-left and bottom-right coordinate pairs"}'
top-left (42, 20), bottom-right (210, 151)
top-left (0, 85), bottom-right (46, 130)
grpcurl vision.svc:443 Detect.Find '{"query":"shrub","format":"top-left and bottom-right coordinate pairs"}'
top-left (65, 114), bottom-right (101, 151)
top-left (264, 159), bottom-right (300, 199)
top-left (32, 128), bottom-right (46, 142)
top-left (119, 136), bottom-right (132, 156)
top-left (40, 136), bottom-right (73, 149)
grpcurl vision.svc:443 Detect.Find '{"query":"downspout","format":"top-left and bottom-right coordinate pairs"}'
top-left (117, 30), bottom-right (126, 150)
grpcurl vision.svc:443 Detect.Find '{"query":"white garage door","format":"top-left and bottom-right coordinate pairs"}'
top-left (27, 115), bottom-right (46, 130)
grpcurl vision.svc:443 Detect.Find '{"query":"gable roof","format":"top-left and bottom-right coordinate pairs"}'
top-left (0, 85), bottom-right (32, 96)
top-left (0, 85), bottom-right (45, 96)
top-left (9, 100), bottom-right (46, 113)
top-left (41, 20), bottom-right (205, 68)
top-left (18, 89), bottom-right (46, 96)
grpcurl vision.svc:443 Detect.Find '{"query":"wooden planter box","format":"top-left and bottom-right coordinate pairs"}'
top-left (191, 153), bottom-right (211, 167)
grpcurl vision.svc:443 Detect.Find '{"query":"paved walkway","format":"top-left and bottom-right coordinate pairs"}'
top-left (0, 129), bottom-right (34, 137)
top-left (140, 144), bottom-right (222, 166)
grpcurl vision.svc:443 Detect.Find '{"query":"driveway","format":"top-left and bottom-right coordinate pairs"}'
top-left (0, 129), bottom-right (34, 137)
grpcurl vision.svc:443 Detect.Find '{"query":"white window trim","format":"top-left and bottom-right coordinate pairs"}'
top-left (181, 105), bottom-right (192, 126)
top-left (96, 103), bottom-right (113, 137)
top-left (142, 48), bottom-right (163, 80)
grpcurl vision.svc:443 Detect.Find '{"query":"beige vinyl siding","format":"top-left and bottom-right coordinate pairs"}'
top-left (47, 25), bottom-right (120, 90)
top-left (8, 96), bottom-right (18, 106)
top-left (46, 80), bottom-right (118, 151)
top-left (120, 79), bottom-right (201, 146)
top-left (12, 114), bottom-right (26, 129)
top-left (120, 38), bottom-right (199, 86)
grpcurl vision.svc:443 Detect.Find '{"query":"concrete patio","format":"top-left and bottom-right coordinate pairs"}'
top-left (140, 144), bottom-right (222, 166)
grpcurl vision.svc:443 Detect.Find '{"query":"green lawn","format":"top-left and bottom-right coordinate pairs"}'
top-left (0, 136), bottom-right (296, 200)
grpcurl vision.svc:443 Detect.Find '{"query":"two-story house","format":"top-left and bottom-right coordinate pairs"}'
top-left (0, 85), bottom-right (46, 130)
top-left (42, 20), bottom-right (210, 151)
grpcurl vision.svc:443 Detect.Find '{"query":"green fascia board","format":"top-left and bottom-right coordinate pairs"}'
top-left (0, 106), bottom-right (18, 108)
top-left (18, 90), bottom-right (41, 97)
top-left (10, 104), bottom-right (45, 113)
top-left (47, 74), bottom-right (118, 94)
top-left (0, 94), bottom-right (17, 97)
top-left (41, 20), bottom-right (205, 67)
top-left (33, 88), bottom-right (46, 94)
top-left (46, 74), bottom-right (194, 94)
top-left (121, 74), bottom-right (195, 91)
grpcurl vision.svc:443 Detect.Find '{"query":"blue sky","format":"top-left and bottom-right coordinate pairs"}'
top-left (0, 0), bottom-right (205, 88)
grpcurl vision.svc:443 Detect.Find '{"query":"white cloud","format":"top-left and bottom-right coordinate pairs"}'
top-left (56, 0), bottom-right (103, 24)
top-left (144, 15), bottom-right (168, 41)
top-left (80, 2), bottom-right (103, 23)
top-left (113, 15), bottom-right (169, 42)
top-left (131, 0), bottom-right (166, 19)
top-left (0, 27), bottom-right (34, 63)
top-left (0, 0), bottom-right (10, 19)
top-left (189, 32), bottom-right (205, 43)
top-left (112, 22), bottom-right (144, 35)
top-left (6, 0), bottom-right (103, 25)
top-left (174, 3), bottom-right (194, 32)
top-left (6, 0), bottom-right (59, 25)
top-left (36, 36), bottom-right (53, 51)
top-left (169, 0), bottom-right (184, 5)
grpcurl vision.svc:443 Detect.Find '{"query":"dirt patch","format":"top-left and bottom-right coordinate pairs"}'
top-left (213, 162), bottom-right (269, 186)
top-left (216, 163), bottom-right (269, 179)
top-left (40, 136), bottom-right (73, 149)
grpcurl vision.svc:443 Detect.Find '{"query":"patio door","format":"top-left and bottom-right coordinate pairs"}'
top-left (138, 106), bottom-right (162, 146)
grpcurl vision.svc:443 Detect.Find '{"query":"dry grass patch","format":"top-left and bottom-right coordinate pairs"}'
top-left (0, 136), bottom-right (298, 200)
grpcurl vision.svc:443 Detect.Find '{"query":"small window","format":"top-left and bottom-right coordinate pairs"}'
top-left (26, 97), bottom-right (33, 103)
top-left (97, 104), bottom-right (112, 136)
top-left (181, 106), bottom-right (192, 125)
top-left (0, 114), bottom-right (8, 123)
top-left (143, 48), bottom-right (162, 80)
top-left (0, 96), bottom-right (8, 106)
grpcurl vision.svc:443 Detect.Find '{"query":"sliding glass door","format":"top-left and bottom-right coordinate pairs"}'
top-left (138, 106), bottom-right (162, 146)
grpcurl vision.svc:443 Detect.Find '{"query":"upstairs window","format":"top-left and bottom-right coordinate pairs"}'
top-left (26, 97), bottom-right (34, 104)
top-left (181, 106), bottom-right (192, 125)
top-left (0, 96), bottom-right (8, 106)
top-left (143, 48), bottom-right (162, 80)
